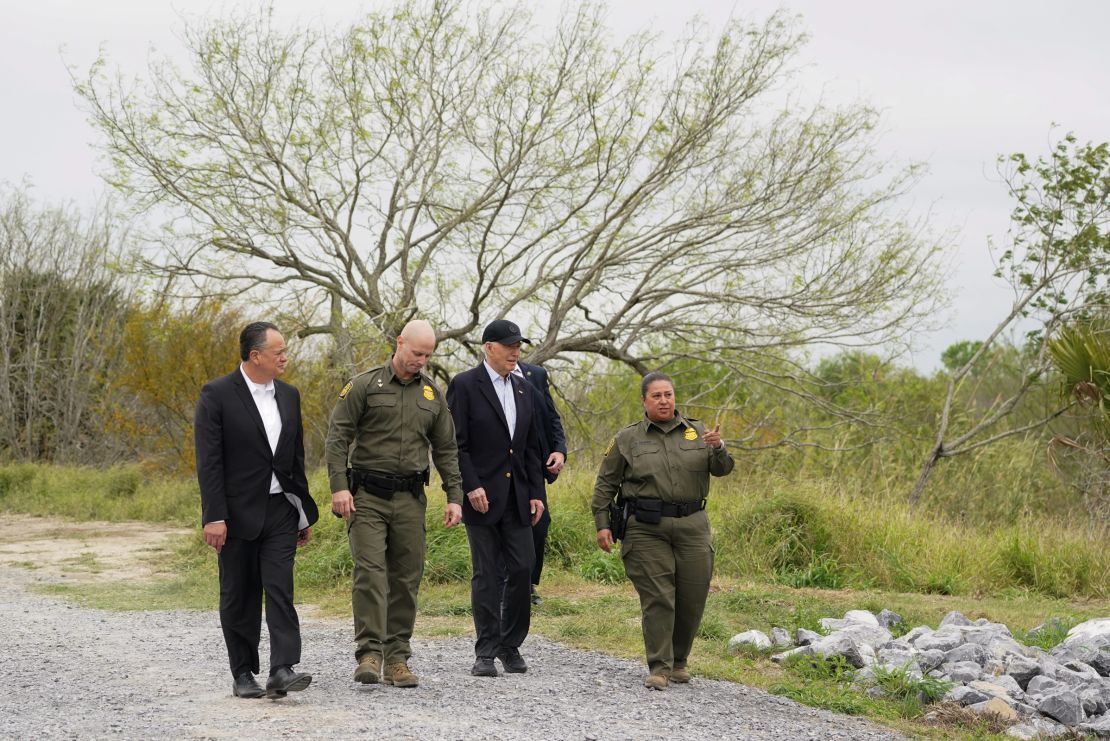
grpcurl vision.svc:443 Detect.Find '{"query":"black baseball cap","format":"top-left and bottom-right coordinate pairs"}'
top-left (482, 319), bottom-right (532, 345)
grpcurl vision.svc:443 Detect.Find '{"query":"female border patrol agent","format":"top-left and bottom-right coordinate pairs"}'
top-left (591, 371), bottom-right (734, 690)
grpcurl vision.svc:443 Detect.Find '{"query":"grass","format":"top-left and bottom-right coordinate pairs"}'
top-left (6, 461), bottom-right (1110, 740)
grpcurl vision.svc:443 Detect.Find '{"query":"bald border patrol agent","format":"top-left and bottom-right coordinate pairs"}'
top-left (591, 371), bottom-right (734, 690)
top-left (326, 320), bottom-right (465, 688)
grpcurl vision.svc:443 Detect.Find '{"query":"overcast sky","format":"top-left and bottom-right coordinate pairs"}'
top-left (2, 0), bottom-right (1108, 370)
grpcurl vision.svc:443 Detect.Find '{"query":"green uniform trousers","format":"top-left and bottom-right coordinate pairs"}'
top-left (348, 487), bottom-right (427, 663)
top-left (621, 510), bottom-right (714, 676)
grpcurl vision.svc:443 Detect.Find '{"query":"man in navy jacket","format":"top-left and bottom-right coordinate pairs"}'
top-left (514, 361), bottom-right (567, 603)
top-left (447, 319), bottom-right (546, 677)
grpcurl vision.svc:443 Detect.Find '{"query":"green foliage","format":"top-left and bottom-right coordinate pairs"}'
top-left (870, 663), bottom-right (951, 705)
top-left (422, 520), bottom-right (472, 584)
top-left (777, 553), bottom-right (848, 590)
top-left (0, 462), bottom-right (197, 523)
top-left (7, 460), bottom-right (1110, 602)
top-left (579, 549), bottom-right (626, 584)
top-left (1000, 135), bottom-right (1110, 324)
top-left (782, 652), bottom-right (857, 683)
top-left (768, 681), bottom-right (877, 716)
top-left (941, 341), bottom-right (984, 372)
top-left (1015, 616), bottom-right (1082, 650)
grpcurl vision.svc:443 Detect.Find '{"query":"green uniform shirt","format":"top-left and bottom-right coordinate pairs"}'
top-left (325, 359), bottom-right (464, 505)
top-left (591, 412), bottom-right (734, 530)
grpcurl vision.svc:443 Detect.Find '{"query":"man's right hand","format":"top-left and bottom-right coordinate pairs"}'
top-left (203, 521), bottom-right (227, 553)
top-left (596, 528), bottom-right (614, 553)
top-left (466, 487), bottom-right (490, 513)
top-left (332, 489), bottom-right (356, 519)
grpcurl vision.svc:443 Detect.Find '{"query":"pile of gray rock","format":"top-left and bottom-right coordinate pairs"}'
top-left (728, 610), bottom-right (1110, 739)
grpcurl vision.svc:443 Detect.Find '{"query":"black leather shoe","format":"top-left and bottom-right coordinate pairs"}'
top-left (497, 647), bottom-right (528, 674)
top-left (530, 585), bottom-right (543, 606)
top-left (471, 657), bottom-right (498, 677)
top-left (232, 672), bottom-right (265, 699)
top-left (266, 665), bottom-right (312, 698)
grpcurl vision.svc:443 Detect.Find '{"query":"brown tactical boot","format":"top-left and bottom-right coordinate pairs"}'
top-left (354, 654), bottom-right (381, 684)
top-left (671, 664), bottom-right (691, 683)
top-left (644, 672), bottom-right (668, 691)
top-left (383, 660), bottom-right (419, 688)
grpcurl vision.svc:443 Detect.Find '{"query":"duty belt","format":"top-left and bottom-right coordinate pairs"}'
top-left (631, 498), bottom-right (706, 519)
top-left (349, 468), bottom-right (429, 499)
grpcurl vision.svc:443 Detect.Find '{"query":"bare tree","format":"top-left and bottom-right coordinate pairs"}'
top-left (76, 1), bottom-right (942, 412)
top-left (909, 134), bottom-right (1110, 507)
top-left (0, 186), bottom-right (134, 463)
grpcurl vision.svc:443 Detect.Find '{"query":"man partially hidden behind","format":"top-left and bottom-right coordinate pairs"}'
top-left (326, 319), bottom-right (465, 687)
top-left (448, 319), bottom-right (546, 677)
top-left (514, 359), bottom-right (567, 604)
top-left (194, 321), bottom-right (319, 699)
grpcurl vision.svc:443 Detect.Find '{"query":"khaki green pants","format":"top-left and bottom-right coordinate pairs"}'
top-left (348, 488), bottom-right (427, 663)
top-left (621, 510), bottom-right (714, 676)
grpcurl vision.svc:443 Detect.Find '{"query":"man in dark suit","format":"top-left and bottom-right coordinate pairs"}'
top-left (513, 361), bottom-right (567, 604)
top-left (195, 321), bottom-right (320, 699)
top-left (447, 319), bottom-right (546, 677)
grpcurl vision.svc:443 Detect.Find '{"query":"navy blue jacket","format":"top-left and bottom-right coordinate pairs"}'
top-left (447, 363), bottom-right (545, 526)
top-left (518, 361), bottom-right (568, 485)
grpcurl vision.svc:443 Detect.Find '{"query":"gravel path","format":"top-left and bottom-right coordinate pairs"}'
top-left (0, 523), bottom-right (909, 740)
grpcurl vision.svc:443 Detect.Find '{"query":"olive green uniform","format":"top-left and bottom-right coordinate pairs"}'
top-left (325, 360), bottom-right (464, 665)
top-left (591, 413), bottom-right (734, 677)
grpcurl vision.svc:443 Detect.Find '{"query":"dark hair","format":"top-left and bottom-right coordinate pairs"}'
top-left (640, 371), bottom-right (674, 398)
top-left (239, 321), bottom-right (280, 361)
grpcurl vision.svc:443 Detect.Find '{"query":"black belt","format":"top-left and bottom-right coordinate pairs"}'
top-left (349, 468), bottom-right (428, 499)
top-left (631, 498), bottom-right (706, 519)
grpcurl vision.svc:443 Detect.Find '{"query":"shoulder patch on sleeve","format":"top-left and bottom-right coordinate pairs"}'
top-left (339, 380), bottom-right (354, 399)
top-left (604, 438), bottom-right (615, 456)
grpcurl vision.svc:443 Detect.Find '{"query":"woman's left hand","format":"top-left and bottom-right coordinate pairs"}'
top-left (703, 423), bottom-right (722, 449)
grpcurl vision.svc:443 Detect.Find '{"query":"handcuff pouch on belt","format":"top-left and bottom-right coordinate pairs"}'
top-left (627, 497), bottom-right (706, 525)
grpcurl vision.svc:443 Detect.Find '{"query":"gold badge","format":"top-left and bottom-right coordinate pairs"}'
top-left (339, 381), bottom-right (353, 399)
top-left (684, 427), bottom-right (698, 441)
top-left (423, 385), bottom-right (435, 401)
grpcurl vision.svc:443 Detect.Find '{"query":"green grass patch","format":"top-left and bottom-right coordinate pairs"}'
top-left (0, 462), bottom-right (198, 523)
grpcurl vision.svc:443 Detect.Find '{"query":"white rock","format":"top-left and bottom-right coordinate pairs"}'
top-left (728, 630), bottom-right (772, 652)
top-left (833, 623), bottom-right (893, 651)
top-left (902, 625), bottom-right (933, 643)
top-left (1066, 618), bottom-right (1110, 645)
top-left (944, 661), bottom-right (983, 684)
top-left (843, 609), bottom-right (879, 626)
top-left (940, 610), bottom-right (974, 628)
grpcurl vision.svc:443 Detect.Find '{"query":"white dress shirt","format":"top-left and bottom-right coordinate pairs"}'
top-left (483, 360), bottom-right (517, 438)
top-left (239, 365), bottom-right (309, 530)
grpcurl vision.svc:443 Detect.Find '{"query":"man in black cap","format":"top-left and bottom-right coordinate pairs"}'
top-left (447, 319), bottom-right (546, 677)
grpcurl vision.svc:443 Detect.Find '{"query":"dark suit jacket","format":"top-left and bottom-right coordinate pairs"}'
top-left (518, 362), bottom-right (568, 485)
top-left (194, 369), bottom-right (319, 540)
top-left (447, 363), bottom-right (545, 527)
